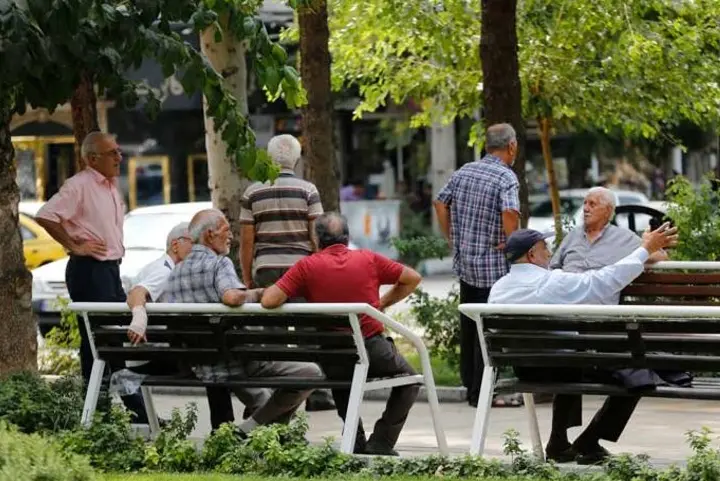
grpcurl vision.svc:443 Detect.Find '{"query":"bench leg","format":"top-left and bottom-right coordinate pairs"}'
top-left (141, 386), bottom-right (160, 435)
top-left (424, 373), bottom-right (449, 455)
top-left (340, 363), bottom-right (368, 454)
top-left (470, 366), bottom-right (495, 456)
top-left (523, 393), bottom-right (544, 460)
top-left (81, 359), bottom-right (105, 426)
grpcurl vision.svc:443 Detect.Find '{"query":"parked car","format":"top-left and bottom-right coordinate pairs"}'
top-left (31, 201), bottom-right (357, 334)
top-left (20, 213), bottom-right (67, 269)
top-left (528, 188), bottom-right (650, 233)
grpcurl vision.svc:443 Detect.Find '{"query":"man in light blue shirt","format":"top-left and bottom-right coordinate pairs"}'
top-left (489, 224), bottom-right (677, 464)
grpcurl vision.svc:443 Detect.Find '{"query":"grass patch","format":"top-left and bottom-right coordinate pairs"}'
top-left (404, 351), bottom-right (462, 386)
top-left (100, 477), bottom-right (509, 481)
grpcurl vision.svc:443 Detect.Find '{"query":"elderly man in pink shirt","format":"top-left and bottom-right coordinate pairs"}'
top-left (36, 131), bottom-right (148, 424)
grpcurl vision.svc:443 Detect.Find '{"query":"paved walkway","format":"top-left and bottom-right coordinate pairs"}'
top-left (148, 393), bottom-right (720, 463)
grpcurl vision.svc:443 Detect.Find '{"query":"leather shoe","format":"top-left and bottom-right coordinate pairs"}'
top-left (545, 444), bottom-right (577, 463)
top-left (364, 441), bottom-right (399, 456)
top-left (575, 445), bottom-right (611, 465)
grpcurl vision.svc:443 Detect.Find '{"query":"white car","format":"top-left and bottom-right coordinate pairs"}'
top-left (528, 188), bottom-right (650, 233)
top-left (32, 201), bottom-right (357, 333)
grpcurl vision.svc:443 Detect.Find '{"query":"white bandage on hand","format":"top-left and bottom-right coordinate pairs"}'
top-left (128, 306), bottom-right (148, 338)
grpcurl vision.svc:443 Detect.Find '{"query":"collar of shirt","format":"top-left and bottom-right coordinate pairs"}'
top-left (509, 262), bottom-right (548, 275)
top-left (481, 154), bottom-right (504, 167)
top-left (583, 222), bottom-right (611, 244)
top-left (279, 169), bottom-right (296, 178)
top-left (86, 166), bottom-right (118, 187)
top-left (322, 244), bottom-right (349, 254)
top-left (190, 244), bottom-right (220, 257)
top-left (162, 253), bottom-right (176, 270)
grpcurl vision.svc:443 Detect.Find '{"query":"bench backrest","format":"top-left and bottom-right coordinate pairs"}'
top-left (620, 271), bottom-right (720, 306)
top-left (459, 305), bottom-right (720, 373)
top-left (80, 309), bottom-right (360, 368)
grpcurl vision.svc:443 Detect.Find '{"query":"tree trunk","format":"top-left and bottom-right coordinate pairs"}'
top-left (200, 18), bottom-right (251, 272)
top-left (0, 107), bottom-right (36, 376)
top-left (539, 117), bottom-right (563, 240)
top-left (70, 72), bottom-right (99, 171)
top-left (298, 0), bottom-right (339, 212)
top-left (480, 0), bottom-right (529, 226)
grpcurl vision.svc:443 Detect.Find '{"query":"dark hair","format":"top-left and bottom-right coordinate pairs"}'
top-left (315, 212), bottom-right (350, 249)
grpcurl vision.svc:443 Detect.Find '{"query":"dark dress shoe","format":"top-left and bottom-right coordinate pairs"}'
top-left (364, 441), bottom-right (399, 456)
top-left (575, 445), bottom-right (611, 465)
top-left (305, 396), bottom-right (336, 412)
top-left (545, 443), bottom-right (577, 463)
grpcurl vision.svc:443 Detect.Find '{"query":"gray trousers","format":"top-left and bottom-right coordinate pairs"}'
top-left (322, 335), bottom-right (420, 451)
top-left (231, 360), bottom-right (323, 425)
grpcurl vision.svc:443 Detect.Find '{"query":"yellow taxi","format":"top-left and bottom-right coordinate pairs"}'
top-left (20, 213), bottom-right (67, 269)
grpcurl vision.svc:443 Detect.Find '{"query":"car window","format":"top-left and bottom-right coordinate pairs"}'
top-left (123, 213), bottom-right (194, 250)
top-left (20, 225), bottom-right (36, 241)
top-left (617, 195), bottom-right (644, 205)
top-left (530, 198), bottom-right (582, 217)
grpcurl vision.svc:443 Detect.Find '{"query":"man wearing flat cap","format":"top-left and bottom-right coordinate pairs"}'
top-left (488, 224), bottom-right (678, 464)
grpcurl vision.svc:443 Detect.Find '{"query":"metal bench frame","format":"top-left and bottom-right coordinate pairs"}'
top-left (460, 260), bottom-right (720, 459)
top-left (69, 302), bottom-right (448, 455)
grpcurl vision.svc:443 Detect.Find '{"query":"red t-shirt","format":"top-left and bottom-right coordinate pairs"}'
top-left (275, 244), bottom-right (405, 338)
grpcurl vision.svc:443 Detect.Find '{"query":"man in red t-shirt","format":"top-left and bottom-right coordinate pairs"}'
top-left (261, 212), bottom-right (422, 456)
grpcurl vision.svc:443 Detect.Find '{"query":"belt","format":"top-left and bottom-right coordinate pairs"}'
top-left (70, 255), bottom-right (122, 265)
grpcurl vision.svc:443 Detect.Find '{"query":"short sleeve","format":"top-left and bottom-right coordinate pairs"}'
top-left (36, 180), bottom-right (81, 223)
top-left (435, 174), bottom-right (455, 205)
top-left (275, 260), bottom-right (308, 299)
top-left (307, 185), bottom-right (323, 219)
top-left (373, 253), bottom-right (405, 285)
top-left (549, 234), bottom-right (569, 270)
top-left (135, 262), bottom-right (173, 302)
top-left (239, 185), bottom-right (255, 225)
top-left (214, 257), bottom-right (244, 296)
top-left (500, 174), bottom-right (520, 212)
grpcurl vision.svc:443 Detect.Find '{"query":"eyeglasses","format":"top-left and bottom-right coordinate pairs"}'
top-left (94, 148), bottom-right (123, 158)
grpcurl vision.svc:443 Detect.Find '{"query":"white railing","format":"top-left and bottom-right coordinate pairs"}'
top-left (70, 302), bottom-right (449, 455)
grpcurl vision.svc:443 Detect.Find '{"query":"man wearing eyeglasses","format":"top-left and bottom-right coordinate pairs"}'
top-left (36, 131), bottom-right (149, 424)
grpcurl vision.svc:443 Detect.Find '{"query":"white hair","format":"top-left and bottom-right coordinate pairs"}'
top-left (267, 134), bottom-right (301, 169)
top-left (80, 131), bottom-right (111, 160)
top-left (188, 210), bottom-right (226, 243)
top-left (166, 222), bottom-right (190, 250)
top-left (586, 187), bottom-right (618, 211)
top-left (485, 123), bottom-right (517, 151)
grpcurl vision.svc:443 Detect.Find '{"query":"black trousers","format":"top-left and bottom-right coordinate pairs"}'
top-left (65, 255), bottom-right (148, 423)
top-left (459, 280), bottom-right (490, 403)
top-left (322, 335), bottom-right (420, 452)
top-left (514, 366), bottom-right (640, 445)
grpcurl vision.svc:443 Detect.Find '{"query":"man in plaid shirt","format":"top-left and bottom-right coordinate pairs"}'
top-left (433, 123), bottom-right (521, 407)
top-left (167, 208), bottom-right (322, 438)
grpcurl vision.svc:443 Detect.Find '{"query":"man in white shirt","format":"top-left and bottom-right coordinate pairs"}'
top-left (125, 222), bottom-right (270, 431)
top-left (489, 224), bottom-right (677, 464)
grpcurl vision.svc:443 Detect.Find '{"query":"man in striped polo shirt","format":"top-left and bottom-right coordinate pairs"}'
top-left (240, 134), bottom-right (335, 411)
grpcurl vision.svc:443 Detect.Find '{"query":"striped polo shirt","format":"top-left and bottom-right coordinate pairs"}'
top-left (240, 169), bottom-right (324, 278)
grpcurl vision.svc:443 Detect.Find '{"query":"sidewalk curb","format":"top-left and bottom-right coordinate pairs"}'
top-left (150, 385), bottom-right (468, 403)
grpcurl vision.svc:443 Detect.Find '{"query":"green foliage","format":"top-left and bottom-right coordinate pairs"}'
top-left (42, 297), bottom-right (81, 375)
top-left (391, 204), bottom-right (449, 268)
top-left (0, 421), bottom-right (94, 481)
top-left (144, 405), bottom-right (201, 472)
top-left (0, 372), bottom-right (84, 434)
top-left (664, 174), bottom-right (720, 261)
top-left (404, 351), bottom-right (462, 387)
top-left (0, 0), bottom-right (305, 182)
top-left (408, 287), bottom-right (460, 369)
top-left (60, 406), bottom-right (147, 472)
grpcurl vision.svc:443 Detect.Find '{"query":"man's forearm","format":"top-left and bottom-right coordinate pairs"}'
top-left (646, 249), bottom-right (668, 264)
top-left (433, 201), bottom-right (451, 241)
top-left (127, 287), bottom-right (149, 309)
top-left (501, 210), bottom-right (520, 237)
top-left (379, 283), bottom-right (416, 311)
top-left (35, 218), bottom-right (76, 252)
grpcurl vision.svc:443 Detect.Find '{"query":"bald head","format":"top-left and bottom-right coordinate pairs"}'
top-left (189, 209), bottom-right (231, 255)
top-left (315, 212), bottom-right (350, 249)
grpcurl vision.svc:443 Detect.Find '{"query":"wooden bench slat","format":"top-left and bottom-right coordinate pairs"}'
top-left (630, 272), bottom-right (720, 285)
top-left (493, 352), bottom-right (720, 371)
top-left (495, 380), bottom-right (720, 400)
top-left (621, 284), bottom-right (720, 297)
top-left (226, 330), bottom-right (356, 347)
top-left (482, 317), bottom-right (720, 334)
top-left (228, 346), bottom-right (358, 363)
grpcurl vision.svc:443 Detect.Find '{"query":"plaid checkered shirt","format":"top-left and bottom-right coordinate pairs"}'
top-left (436, 155), bottom-right (520, 288)
top-left (166, 244), bottom-right (246, 382)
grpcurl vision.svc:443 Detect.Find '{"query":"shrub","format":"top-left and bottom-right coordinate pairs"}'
top-left (664, 174), bottom-right (720, 261)
top-left (144, 405), bottom-right (201, 472)
top-left (59, 406), bottom-right (146, 472)
top-left (0, 371), bottom-right (84, 434)
top-left (408, 287), bottom-right (461, 369)
top-left (41, 298), bottom-right (81, 376)
top-left (0, 421), bottom-right (94, 481)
